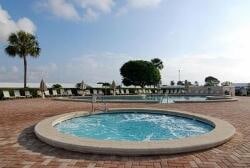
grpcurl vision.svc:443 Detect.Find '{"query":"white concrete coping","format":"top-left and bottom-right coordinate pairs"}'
top-left (53, 96), bottom-right (238, 104)
top-left (174, 97), bottom-right (238, 103)
top-left (35, 108), bottom-right (235, 156)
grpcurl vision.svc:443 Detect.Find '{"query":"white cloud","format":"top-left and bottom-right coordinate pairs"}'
top-left (37, 0), bottom-right (163, 21)
top-left (77, 0), bottom-right (114, 13)
top-left (0, 5), bottom-right (36, 42)
top-left (0, 66), bottom-right (6, 73)
top-left (0, 53), bottom-right (130, 84)
top-left (0, 65), bottom-right (22, 82)
top-left (127, 0), bottom-right (162, 9)
top-left (160, 24), bottom-right (250, 85)
top-left (116, 0), bottom-right (162, 16)
top-left (29, 63), bottom-right (58, 82)
top-left (16, 18), bottom-right (36, 33)
top-left (11, 66), bottom-right (18, 73)
top-left (40, 0), bottom-right (81, 21)
top-left (39, 0), bottom-right (114, 21)
top-left (62, 53), bottom-right (132, 83)
top-left (83, 8), bottom-right (99, 21)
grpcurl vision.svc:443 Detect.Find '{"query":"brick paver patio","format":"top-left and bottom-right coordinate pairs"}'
top-left (0, 97), bottom-right (250, 168)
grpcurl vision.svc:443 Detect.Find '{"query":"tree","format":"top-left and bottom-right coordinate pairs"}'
top-left (5, 31), bottom-right (40, 88)
top-left (170, 81), bottom-right (175, 86)
top-left (52, 84), bottom-right (62, 89)
top-left (151, 58), bottom-right (164, 70)
top-left (194, 81), bottom-right (199, 86)
top-left (184, 80), bottom-right (192, 88)
top-left (120, 60), bottom-right (161, 88)
top-left (177, 81), bottom-right (184, 86)
top-left (97, 82), bottom-right (111, 87)
top-left (205, 76), bottom-right (220, 86)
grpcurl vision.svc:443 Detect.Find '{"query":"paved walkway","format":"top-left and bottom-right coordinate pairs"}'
top-left (0, 97), bottom-right (250, 168)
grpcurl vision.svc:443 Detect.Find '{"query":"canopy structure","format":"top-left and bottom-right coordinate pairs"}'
top-left (40, 79), bottom-right (47, 92)
top-left (79, 80), bottom-right (86, 90)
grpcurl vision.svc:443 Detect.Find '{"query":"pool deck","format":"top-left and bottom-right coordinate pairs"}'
top-left (0, 97), bottom-right (250, 168)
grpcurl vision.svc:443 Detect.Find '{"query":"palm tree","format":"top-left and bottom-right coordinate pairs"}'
top-left (5, 31), bottom-right (41, 88)
top-left (151, 58), bottom-right (164, 70)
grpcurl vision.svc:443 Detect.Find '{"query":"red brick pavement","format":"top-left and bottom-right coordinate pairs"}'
top-left (0, 97), bottom-right (250, 168)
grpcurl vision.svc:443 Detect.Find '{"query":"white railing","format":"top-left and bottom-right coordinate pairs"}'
top-left (91, 94), bottom-right (108, 113)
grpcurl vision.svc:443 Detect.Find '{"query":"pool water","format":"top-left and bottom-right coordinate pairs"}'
top-left (55, 112), bottom-right (214, 141)
top-left (74, 95), bottom-right (207, 103)
top-left (145, 95), bottom-right (207, 103)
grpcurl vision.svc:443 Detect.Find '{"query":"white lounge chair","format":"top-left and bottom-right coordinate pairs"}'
top-left (77, 90), bottom-right (84, 96)
top-left (44, 90), bottom-right (51, 97)
top-left (120, 89), bottom-right (125, 95)
top-left (135, 89), bottom-right (139, 94)
top-left (67, 89), bottom-right (73, 96)
top-left (14, 90), bottom-right (25, 98)
top-left (59, 89), bottom-right (65, 96)
top-left (115, 90), bottom-right (120, 95)
top-left (84, 90), bottom-right (91, 96)
top-left (98, 90), bottom-right (103, 95)
top-left (173, 90), bottom-right (177, 94)
top-left (142, 89), bottom-right (146, 94)
top-left (52, 90), bottom-right (58, 97)
top-left (93, 89), bottom-right (98, 95)
top-left (125, 89), bottom-right (130, 95)
top-left (2, 90), bottom-right (14, 99)
top-left (138, 89), bottom-right (142, 94)
top-left (25, 91), bottom-right (32, 98)
top-left (37, 90), bottom-right (43, 97)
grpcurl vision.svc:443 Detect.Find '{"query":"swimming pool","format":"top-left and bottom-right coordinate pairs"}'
top-left (69, 95), bottom-right (207, 103)
top-left (55, 111), bottom-right (214, 141)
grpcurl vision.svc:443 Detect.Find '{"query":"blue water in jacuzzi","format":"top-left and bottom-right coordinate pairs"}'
top-left (55, 111), bottom-right (214, 141)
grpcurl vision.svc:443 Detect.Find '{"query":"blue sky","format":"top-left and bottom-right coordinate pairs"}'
top-left (1, 0), bottom-right (250, 85)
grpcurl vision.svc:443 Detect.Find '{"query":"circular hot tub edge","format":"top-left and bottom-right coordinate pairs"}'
top-left (34, 108), bottom-right (235, 156)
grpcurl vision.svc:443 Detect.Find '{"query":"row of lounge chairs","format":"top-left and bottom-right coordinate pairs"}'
top-left (186, 90), bottom-right (221, 94)
top-left (111, 89), bottom-right (155, 95)
top-left (2, 90), bottom-right (32, 99)
top-left (163, 90), bottom-right (185, 94)
top-left (37, 89), bottom-right (74, 97)
top-left (2, 89), bottom-right (75, 99)
top-left (2, 88), bottom-right (190, 100)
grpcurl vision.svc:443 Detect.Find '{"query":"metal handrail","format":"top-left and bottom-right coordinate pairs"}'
top-left (161, 93), bottom-right (169, 104)
top-left (91, 94), bottom-right (108, 113)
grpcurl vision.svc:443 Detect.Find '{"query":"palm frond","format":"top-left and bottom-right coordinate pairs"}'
top-left (5, 45), bottom-right (17, 57)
